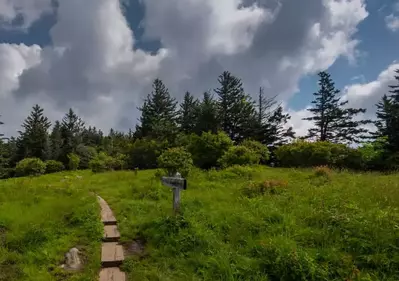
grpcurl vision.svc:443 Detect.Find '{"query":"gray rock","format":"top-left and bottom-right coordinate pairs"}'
top-left (62, 248), bottom-right (82, 271)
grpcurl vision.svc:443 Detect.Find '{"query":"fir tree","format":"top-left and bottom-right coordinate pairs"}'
top-left (178, 92), bottom-right (199, 134)
top-left (135, 79), bottom-right (178, 141)
top-left (17, 105), bottom-right (51, 160)
top-left (60, 108), bottom-right (85, 162)
top-left (304, 71), bottom-right (369, 144)
top-left (0, 115), bottom-right (4, 138)
top-left (195, 92), bottom-right (220, 134)
top-left (49, 121), bottom-right (63, 161)
top-left (214, 71), bottom-right (256, 142)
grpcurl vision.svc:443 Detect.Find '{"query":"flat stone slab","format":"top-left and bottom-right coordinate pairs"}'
top-left (98, 196), bottom-right (117, 225)
top-left (101, 242), bottom-right (124, 267)
top-left (99, 267), bottom-right (126, 281)
top-left (103, 225), bottom-right (120, 242)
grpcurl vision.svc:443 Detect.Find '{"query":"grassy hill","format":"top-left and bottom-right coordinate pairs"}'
top-left (1, 166), bottom-right (399, 280)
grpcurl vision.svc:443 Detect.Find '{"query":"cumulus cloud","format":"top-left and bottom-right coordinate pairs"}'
top-left (0, 0), bottom-right (53, 30)
top-left (0, 0), bottom-right (371, 137)
top-left (385, 0), bottom-right (399, 32)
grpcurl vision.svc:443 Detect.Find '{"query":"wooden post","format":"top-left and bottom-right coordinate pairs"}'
top-left (161, 175), bottom-right (187, 215)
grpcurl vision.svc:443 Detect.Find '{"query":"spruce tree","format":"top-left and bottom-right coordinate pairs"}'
top-left (0, 115), bottom-right (4, 138)
top-left (135, 79), bottom-right (178, 141)
top-left (373, 69), bottom-right (399, 152)
top-left (214, 71), bottom-right (256, 142)
top-left (178, 92), bottom-right (199, 134)
top-left (60, 108), bottom-right (85, 163)
top-left (49, 121), bottom-right (63, 161)
top-left (194, 92), bottom-right (220, 134)
top-left (304, 71), bottom-right (369, 144)
top-left (17, 104), bottom-right (51, 160)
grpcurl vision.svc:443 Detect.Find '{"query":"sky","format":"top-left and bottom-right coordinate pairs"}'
top-left (0, 0), bottom-right (398, 138)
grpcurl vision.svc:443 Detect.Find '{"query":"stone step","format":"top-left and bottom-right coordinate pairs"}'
top-left (101, 242), bottom-right (124, 268)
top-left (98, 197), bottom-right (117, 225)
top-left (103, 225), bottom-right (121, 242)
top-left (99, 267), bottom-right (126, 281)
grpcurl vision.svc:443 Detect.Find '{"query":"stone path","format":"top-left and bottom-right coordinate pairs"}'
top-left (97, 196), bottom-right (126, 281)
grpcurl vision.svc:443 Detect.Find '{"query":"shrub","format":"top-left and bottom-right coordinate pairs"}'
top-left (75, 145), bottom-right (97, 169)
top-left (67, 153), bottom-right (80, 171)
top-left (15, 158), bottom-right (46, 177)
top-left (110, 153), bottom-right (127, 170)
top-left (241, 140), bottom-right (270, 164)
top-left (275, 140), bottom-right (363, 169)
top-left (188, 132), bottom-right (233, 169)
top-left (218, 146), bottom-right (260, 168)
top-left (45, 160), bottom-right (65, 174)
top-left (313, 166), bottom-right (332, 179)
top-left (128, 138), bottom-right (168, 170)
top-left (89, 152), bottom-right (112, 173)
top-left (241, 180), bottom-right (288, 198)
top-left (158, 147), bottom-right (193, 177)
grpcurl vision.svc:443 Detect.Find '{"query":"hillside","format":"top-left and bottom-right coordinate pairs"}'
top-left (1, 166), bottom-right (399, 280)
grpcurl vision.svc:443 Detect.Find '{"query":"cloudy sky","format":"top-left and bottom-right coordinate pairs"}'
top-left (0, 0), bottom-right (398, 138)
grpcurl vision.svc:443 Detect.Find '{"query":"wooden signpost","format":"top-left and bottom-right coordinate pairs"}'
top-left (161, 175), bottom-right (187, 215)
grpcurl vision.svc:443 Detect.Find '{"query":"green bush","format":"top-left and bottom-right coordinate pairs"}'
top-left (128, 138), bottom-right (168, 169)
top-left (110, 153), bottom-right (127, 170)
top-left (89, 152), bottom-right (111, 173)
top-left (157, 147), bottom-right (193, 177)
top-left (218, 146), bottom-right (260, 168)
top-left (75, 145), bottom-right (97, 169)
top-left (67, 153), bottom-right (80, 171)
top-left (275, 140), bottom-right (363, 169)
top-left (188, 131), bottom-right (233, 169)
top-left (44, 160), bottom-right (65, 174)
top-left (15, 158), bottom-right (46, 177)
top-left (241, 140), bottom-right (270, 164)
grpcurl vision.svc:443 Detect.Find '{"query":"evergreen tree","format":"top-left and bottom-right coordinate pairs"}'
top-left (254, 88), bottom-right (295, 145)
top-left (373, 69), bottom-right (399, 152)
top-left (214, 71), bottom-right (256, 142)
top-left (0, 115), bottom-right (4, 138)
top-left (303, 71), bottom-right (369, 144)
top-left (17, 105), bottom-right (51, 160)
top-left (178, 92), bottom-right (199, 134)
top-left (194, 92), bottom-right (220, 134)
top-left (60, 108), bottom-right (85, 163)
top-left (49, 121), bottom-right (63, 161)
top-left (135, 79), bottom-right (178, 141)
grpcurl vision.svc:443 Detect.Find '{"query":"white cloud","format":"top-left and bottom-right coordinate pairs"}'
top-left (386, 14), bottom-right (399, 31)
top-left (0, 0), bottom-right (53, 30)
top-left (0, 0), bottom-right (371, 137)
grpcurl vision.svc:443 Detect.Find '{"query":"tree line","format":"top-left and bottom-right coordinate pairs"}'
top-left (0, 69), bottom-right (399, 178)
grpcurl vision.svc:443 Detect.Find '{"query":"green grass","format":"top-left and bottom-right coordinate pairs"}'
top-left (1, 166), bottom-right (399, 280)
top-left (0, 173), bottom-right (103, 281)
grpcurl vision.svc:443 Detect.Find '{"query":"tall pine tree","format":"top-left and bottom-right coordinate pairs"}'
top-left (178, 92), bottom-right (199, 134)
top-left (60, 108), bottom-right (85, 163)
top-left (373, 69), bottom-right (399, 152)
top-left (194, 92), bottom-right (220, 134)
top-left (214, 71), bottom-right (256, 142)
top-left (304, 71), bottom-right (368, 144)
top-left (17, 104), bottom-right (51, 160)
top-left (49, 121), bottom-right (63, 161)
top-left (0, 115), bottom-right (4, 138)
top-left (135, 79), bottom-right (178, 141)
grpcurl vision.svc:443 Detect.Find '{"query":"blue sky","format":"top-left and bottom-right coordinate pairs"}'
top-left (0, 0), bottom-right (398, 137)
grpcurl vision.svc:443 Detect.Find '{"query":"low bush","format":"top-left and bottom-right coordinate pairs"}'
top-left (67, 153), bottom-right (80, 171)
top-left (241, 140), bottom-right (270, 164)
top-left (218, 145), bottom-right (260, 168)
top-left (157, 147), bottom-right (193, 177)
top-left (15, 158), bottom-right (46, 177)
top-left (45, 160), bottom-right (65, 174)
top-left (313, 165), bottom-right (332, 179)
top-left (75, 145), bottom-right (97, 169)
top-left (241, 180), bottom-right (288, 198)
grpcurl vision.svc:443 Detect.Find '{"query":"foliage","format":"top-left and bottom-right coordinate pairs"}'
top-left (194, 92), bottom-right (220, 134)
top-left (241, 179), bottom-right (288, 197)
top-left (303, 71), bottom-right (370, 144)
top-left (75, 144), bottom-right (97, 169)
top-left (218, 145), bottom-right (260, 168)
top-left (178, 92), bottom-right (199, 134)
top-left (61, 108), bottom-right (85, 164)
top-left (128, 138), bottom-right (167, 170)
top-left (241, 139), bottom-right (270, 164)
top-left (44, 160), bottom-right (65, 174)
top-left (313, 165), bottom-right (332, 179)
top-left (67, 153), bottom-right (80, 171)
top-left (188, 131), bottom-right (233, 169)
top-left (157, 147), bottom-right (193, 177)
top-left (275, 140), bottom-right (363, 169)
top-left (15, 158), bottom-right (46, 176)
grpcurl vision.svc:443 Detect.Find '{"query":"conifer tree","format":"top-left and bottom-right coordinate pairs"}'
top-left (194, 92), bottom-right (220, 134)
top-left (304, 71), bottom-right (369, 144)
top-left (178, 92), bottom-right (199, 134)
top-left (49, 121), bottom-right (63, 161)
top-left (214, 71), bottom-right (256, 142)
top-left (0, 115), bottom-right (4, 138)
top-left (17, 105), bottom-right (51, 160)
top-left (135, 79), bottom-right (178, 141)
top-left (60, 108), bottom-right (85, 162)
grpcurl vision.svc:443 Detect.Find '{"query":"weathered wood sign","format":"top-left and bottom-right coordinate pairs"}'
top-left (161, 176), bottom-right (187, 215)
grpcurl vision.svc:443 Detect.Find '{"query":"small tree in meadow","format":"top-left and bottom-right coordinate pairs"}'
top-left (15, 158), bottom-right (46, 176)
top-left (68, 153), bottom-right (80, 171)
top-left (157, 147), bottom-right (193, 177)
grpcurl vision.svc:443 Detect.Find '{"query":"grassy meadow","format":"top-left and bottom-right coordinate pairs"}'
top-left (1, 166), bottom-right (399, 280)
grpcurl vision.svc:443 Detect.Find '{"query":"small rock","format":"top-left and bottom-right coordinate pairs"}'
top-left (62, 248), bottom-right (82, 271)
